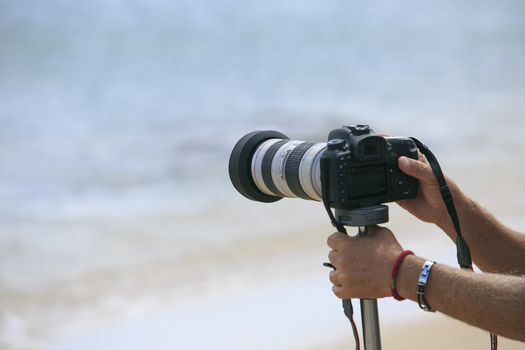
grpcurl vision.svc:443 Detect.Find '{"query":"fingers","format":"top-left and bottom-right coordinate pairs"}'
top-left (332, 285), bottom-right (346, 299)
top-left (327, 239), bottom-right (348, 298)
top-left (327, 232), bottom-right (350, 250)
top-left (398, 156), bottom-right (435, 184)
top-left (330, 269), bottom-right (347, 299)
top-left (327, 243), bottom-right (344, 292)
top-left (329, 270), bottom-right (341, 286)
top-left (328, 249), bottom-right (337, 264)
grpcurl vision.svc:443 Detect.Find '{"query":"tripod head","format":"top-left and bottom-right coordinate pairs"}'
top-left (334, 205), bottom-right (389, 229)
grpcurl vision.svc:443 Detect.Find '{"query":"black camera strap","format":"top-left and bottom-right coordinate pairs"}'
top-left (409, 138), bottom-right (473, 269)
top-left (410, 137), bottom-right (497, 350)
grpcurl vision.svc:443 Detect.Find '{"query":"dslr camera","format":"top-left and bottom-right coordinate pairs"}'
top-left (229, 125), bottom-right (419, 210)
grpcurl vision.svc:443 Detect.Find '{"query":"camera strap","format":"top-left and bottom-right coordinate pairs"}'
top-left (409, 138), bottom-right (473, 269)
top-left (410, 137), bottom-right (498, 350)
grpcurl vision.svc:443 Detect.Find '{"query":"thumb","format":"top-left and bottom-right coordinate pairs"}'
top-left (398, 156), bottom-right (434, 183)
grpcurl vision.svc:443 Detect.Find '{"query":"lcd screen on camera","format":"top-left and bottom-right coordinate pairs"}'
top-left (347, 165), bottom-right (387, 200)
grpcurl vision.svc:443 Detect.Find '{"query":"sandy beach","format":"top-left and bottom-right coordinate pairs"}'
top-left (1, 161), bottom-right (523, 350)
top-left (2, 1), bottom-right (525, 349)
top-left (45, 174), bottom-right (525, 349)
top-left (324, 316), bottom-right (525, 350)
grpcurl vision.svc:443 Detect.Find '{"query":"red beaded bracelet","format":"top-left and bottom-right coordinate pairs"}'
top-left (391, 250), bottom-right (414, 301)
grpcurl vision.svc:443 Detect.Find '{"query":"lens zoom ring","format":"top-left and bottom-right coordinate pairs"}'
top-left (262, 140), bottom-right (288, 197)
top-left (285, 142), bottom-right (315, 200)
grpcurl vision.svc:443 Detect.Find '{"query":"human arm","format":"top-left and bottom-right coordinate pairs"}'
top-left (397, 254), bottom-right (525, 341)
top-left (327, 227), bottom-right (525, 342)
top-left (397, 155), bottom-right (525, 275)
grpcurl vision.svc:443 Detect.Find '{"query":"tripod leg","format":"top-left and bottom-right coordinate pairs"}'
top-left (360, 299), bottom-right (382, 350)
top-left (358, 226), bottom-right (382, 349)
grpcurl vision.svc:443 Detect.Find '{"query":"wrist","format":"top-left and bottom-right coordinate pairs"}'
top-left (416, 260), bottom-right (437, 312)
top-left (391, 250), bottom-right (414, 300)
top-left (395, 255), bottom-right (426, 301)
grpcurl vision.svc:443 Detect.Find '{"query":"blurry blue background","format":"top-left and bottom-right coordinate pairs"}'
top-left (1, 0), bottom-right (524, 349)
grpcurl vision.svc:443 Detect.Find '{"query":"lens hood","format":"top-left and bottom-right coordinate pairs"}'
top-left (228, 130), bottom-right (289, 202)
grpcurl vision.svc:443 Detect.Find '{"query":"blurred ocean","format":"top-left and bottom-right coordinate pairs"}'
top-left (1, 0), bottom-right (525, 349)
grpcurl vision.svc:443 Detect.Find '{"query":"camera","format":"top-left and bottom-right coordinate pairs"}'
top-left (229, 125), bottom-right (419, 210)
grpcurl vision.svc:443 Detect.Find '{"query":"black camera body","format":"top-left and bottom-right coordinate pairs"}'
top-left (322, 125), bottom-right (419, 210)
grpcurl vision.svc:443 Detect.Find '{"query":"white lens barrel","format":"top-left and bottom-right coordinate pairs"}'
top-left (251, 138), bottom-right (326, 201)
top-left (271, 140), bottom-right (303, 198)
top-left (299, 142), bottom-right (325, 201)
top-left (251, 138), bottom-right (282, 196)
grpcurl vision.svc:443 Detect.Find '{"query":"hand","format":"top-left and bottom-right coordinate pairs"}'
top-left (327, 226), bottom-right (403, 299)
top-left (397, 153), bottom-right (459, 226)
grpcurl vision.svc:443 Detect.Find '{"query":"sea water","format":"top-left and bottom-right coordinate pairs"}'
top-left (1, 0), bottom-right (525, 349)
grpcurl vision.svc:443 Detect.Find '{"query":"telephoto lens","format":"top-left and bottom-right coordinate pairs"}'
top-left (228, 131), bottom-right (326, 203)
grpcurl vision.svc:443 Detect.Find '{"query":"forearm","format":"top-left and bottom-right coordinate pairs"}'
top-left (397, 255), bottom-right (525, 341)
top-left (436, 186), bottom-right (525, 274)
